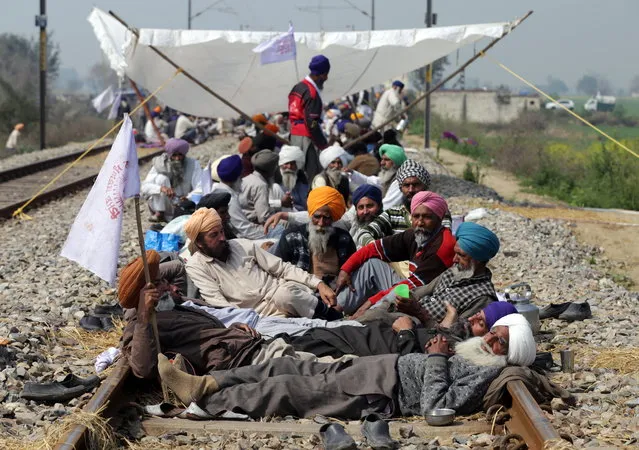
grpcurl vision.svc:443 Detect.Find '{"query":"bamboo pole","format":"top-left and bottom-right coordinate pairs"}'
top-left (130, 78), bottom-right (165, 147)
top-left (134, 197), bottom-right (169, 402)
top-left (343, 10), bottom-right (534, 149)
top-left (108, 10), bottom-right (290, 146)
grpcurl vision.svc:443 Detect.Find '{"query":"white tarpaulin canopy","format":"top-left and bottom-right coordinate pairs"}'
top-left (89, 7), bottom-right (510, 118)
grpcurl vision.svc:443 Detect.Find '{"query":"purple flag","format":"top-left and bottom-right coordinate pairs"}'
top-left (252, 24), bottom-right (296, 65)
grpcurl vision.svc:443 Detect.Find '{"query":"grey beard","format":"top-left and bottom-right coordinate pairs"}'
top-left (281, 170), bottom-right (298, 191)
top-left (451, 262), bottom-right (475, 282)
top-left (454, 337), bottom-right (507, 367)
top-left (156, 292), bottom-right (176, 312)
top-left (308, 223), bottom-right (333, 256)
top-left (326, 167), bottom-right (343, 187)
top-left (378, 166), bottom-right (397, 195)
top-left (414, 227), bottom-right (432, 247)
top-left (230, 178), bottom-right (242, 193)
top-left (169, 160), bottom-right (185, 186)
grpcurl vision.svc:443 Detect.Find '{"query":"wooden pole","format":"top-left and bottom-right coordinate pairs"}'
top-left (344, 10), bottom-right (534, 149)
top-left (134, 196), bottom-right (169, 402)
top-left (108, 10), bottom-right (291, 146)
top-left (130, 78), bottom-right (165, 147)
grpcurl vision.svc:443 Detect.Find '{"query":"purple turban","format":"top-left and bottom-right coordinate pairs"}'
top-left (165, 138), bottom-right (190, 156)
top-left (309, 55), bottom-right (331, 75)
top-left (216, 155), bottom-right (242, 182)
top-left (352, 185), bottom-right (382, 208)
top-left (483, 301), bottom-right (518, 330)
top-left (392, 80), bottom-right (405, 89)
top-left (410, 191), bottom-right (448, 219)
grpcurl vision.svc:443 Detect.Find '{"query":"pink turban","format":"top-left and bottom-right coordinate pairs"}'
top-left (165, 138), bottom-right (190, 156)
top-left (410, 191), bottom-right (448, 219)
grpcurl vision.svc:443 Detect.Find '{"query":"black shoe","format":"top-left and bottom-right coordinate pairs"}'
top-left (93, 303), bottom-right (124, 317)
top-left (21, 373), bottom-right (101, 403)
top-left (539, 302), bottom-right (571, 320)
top-left (361, 414), bottom-right (395, 449)
top-left (558, 302), bottom-right (592, 322)
top-left (325, 307), bottom-right (344, 322)
top-left (319, 423), bottom-right (356, 450)
top-left (79, 315), bottom-right (114, 331)
top-left (532, 352), bottom-right (555, 371)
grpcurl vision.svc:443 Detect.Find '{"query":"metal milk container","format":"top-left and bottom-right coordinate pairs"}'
top-left (504, 282), bottom-right (540, 334)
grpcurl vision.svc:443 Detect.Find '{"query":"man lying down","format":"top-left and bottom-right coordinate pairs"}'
top-left (157, 313), bottom-right (536, 419)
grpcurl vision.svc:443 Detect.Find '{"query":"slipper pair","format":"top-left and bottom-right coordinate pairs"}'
top-left (21, 373), bottom-right (101, 403)
top-left (79, 315), bottom-right (114, 332)
top-left (319, 414), bottom-right (395, 450)
top-left (539, 302), bottom-right (592, 321)
top-left (144, 402), bottom-right (250, 421)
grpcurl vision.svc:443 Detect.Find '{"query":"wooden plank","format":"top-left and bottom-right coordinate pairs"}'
top-left (141, 417), bottom-right (499, 438)
top-left (506, 380), bottom-right (561, 450)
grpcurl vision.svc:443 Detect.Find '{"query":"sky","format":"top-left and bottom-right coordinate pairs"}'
top-left (2, 0), bottom-right (638, 93)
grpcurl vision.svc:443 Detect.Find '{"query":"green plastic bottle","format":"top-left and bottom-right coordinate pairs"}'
top-left (394, 284), bottom-right (409, 299)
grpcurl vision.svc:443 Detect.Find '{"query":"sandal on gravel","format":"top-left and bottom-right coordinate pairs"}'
top-left (361, 414), bottom-right (396, 449)
top-left (79, 315), bottom-right (114, 332)
top-left (21, 373), bottom-right (100, 403)
top-left (144, 402), bottom-right (185, 418)
top-left (178, 402), bottom-right (216, 420)
top-left (93, 303), bottom-right (124, 317)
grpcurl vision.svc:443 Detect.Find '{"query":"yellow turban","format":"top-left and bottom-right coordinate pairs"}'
top-left (184, 208), bottom-right (222, 254)
top-left (307, 186), bottom-right (346, 221)
top-left (118, 250), bottom-right (160, 309)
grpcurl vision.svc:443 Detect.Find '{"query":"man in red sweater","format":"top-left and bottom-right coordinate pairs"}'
top-left (335, 191), bottom-right (456, 316)
top-left (288, 55), bottom-right (330, 182)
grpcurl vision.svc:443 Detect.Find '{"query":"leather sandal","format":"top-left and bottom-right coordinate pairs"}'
top-left (361, 413), bottom-right (396, 449)
top-left (319, 423), bottom-right (356, 450)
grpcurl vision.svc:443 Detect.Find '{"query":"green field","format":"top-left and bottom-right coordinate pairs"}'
top-left (564, 96), bottom-right (639, 118)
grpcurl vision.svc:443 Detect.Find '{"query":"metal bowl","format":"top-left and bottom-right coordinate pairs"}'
top-left (425, 408), bottom-right (456, 426)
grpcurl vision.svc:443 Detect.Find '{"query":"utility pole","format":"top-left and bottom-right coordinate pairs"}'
top-left (188, 0), bottom-right (192, 29)
top-left (35, 0), bottom-right (47, 150)
top-left (371, 0), bottom-right (375, 30)
top-left (423, 0), bottom-right (433, 149)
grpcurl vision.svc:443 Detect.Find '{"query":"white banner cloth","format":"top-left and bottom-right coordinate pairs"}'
top-left (61, 115), bottom-right (140, 285)
top-left (91, 85), bottom-right (115, 113)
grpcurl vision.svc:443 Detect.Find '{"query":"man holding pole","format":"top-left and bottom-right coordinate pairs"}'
top-left (288, 55), bottom-right (331, 182)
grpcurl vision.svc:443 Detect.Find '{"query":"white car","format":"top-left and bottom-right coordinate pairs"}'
top-left (545, 99), bottom-right (575, 111)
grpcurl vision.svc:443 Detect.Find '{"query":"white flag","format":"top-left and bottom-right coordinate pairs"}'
top-left (61, 115), bottom-right (140, 286)
top-left (92, 85), bottom-right (115, 113)
top-left (201, 161), bottom-right (212, 195)
top-left (252, 24), bottom-right (296, 65)
top-left (107, 93), bottom-right (122, 120)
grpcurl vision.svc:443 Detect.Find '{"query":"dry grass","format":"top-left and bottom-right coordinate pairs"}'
top-left (0, 405), bottom-right (117, 450)
top-left (592, 347), bottom-right (639, 374)
top-left (51, 317), bottom-right (125, 361)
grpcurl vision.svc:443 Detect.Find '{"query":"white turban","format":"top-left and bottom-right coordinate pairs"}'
top-left (319, 144), bottom-right (348, 169)
top-left (278, 145), bottom-right (305, 169)
top-left (210, 155), bottom-right (227, 182)
top-left (492, 314), bottom-right (536, 367)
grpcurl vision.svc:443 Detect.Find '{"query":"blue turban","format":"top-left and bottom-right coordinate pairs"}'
top-left (216, 155), bottom-right (242, 182)
top-left (455, 222), bottom-right (500, 262)
top-left (309, 55), bottom-right (331, 75)
top-left (352, 185), bottom-right (382, 208)
top-left (392, 80), bottom-right (405, 89)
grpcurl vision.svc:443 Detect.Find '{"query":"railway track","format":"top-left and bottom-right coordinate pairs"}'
top-left (53, 359), bottom-right (566, 450)
top-left (0, 145), bottom-right (165, 219)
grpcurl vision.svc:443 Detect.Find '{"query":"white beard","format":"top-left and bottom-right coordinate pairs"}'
top-left (378, 166), bottom-right (397, 194)
top-left (414, 227), bottom-right (432, 247)
top-left (281, 169), bottom-right (298, 191)
top-left (326, 167), bottom-right (343, 187)
top-left (454, 337), bottom-right (507, 367)
top-left (451, 262), bottom-right (475, 282)
top-left (308, 223), bottom-right (333, 256)
top-left (156, 292), bottom-right (176, 312)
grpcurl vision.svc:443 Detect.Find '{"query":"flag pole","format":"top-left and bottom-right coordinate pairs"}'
top-left (108, 10), bottom-right (291, 146)
top-left (130, 78), bottom-right (166, 147)
top-left (134, 196), bottom-right (170, 403)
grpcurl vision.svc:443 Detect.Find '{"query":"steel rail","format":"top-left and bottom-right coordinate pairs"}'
top-left (0, 148), bottom-right (164, 219)
top-left (0, 144), bottom-right (112, 183)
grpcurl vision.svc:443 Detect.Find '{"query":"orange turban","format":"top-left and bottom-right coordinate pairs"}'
top-left (15, 123), bottom-right (24, 131)
top-left (184, 208), bottom-right (222, 254)
top-left (118, 250), bottom-right (160, 309)
top-left (307, 186), bottom-right (346, 221)
top-left (252, 113), bottom-right (268, 125)
top-left (264, 123), bottom-right (279, 134)
top-left (238, 137), bottom-right (253, 154)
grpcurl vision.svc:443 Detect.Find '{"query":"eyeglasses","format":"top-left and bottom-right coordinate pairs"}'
top-left (489, 330), bottom-right (508, 350)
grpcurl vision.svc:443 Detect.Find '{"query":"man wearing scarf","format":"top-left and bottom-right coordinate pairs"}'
top-left (335, 191), bottom-right (456, 316)
top-left (141, 138), bottom-right (203, 222)
top-left (288, 55), bottom-right (331, 182)
top-left (272, 145), bottom-right (309, 211)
